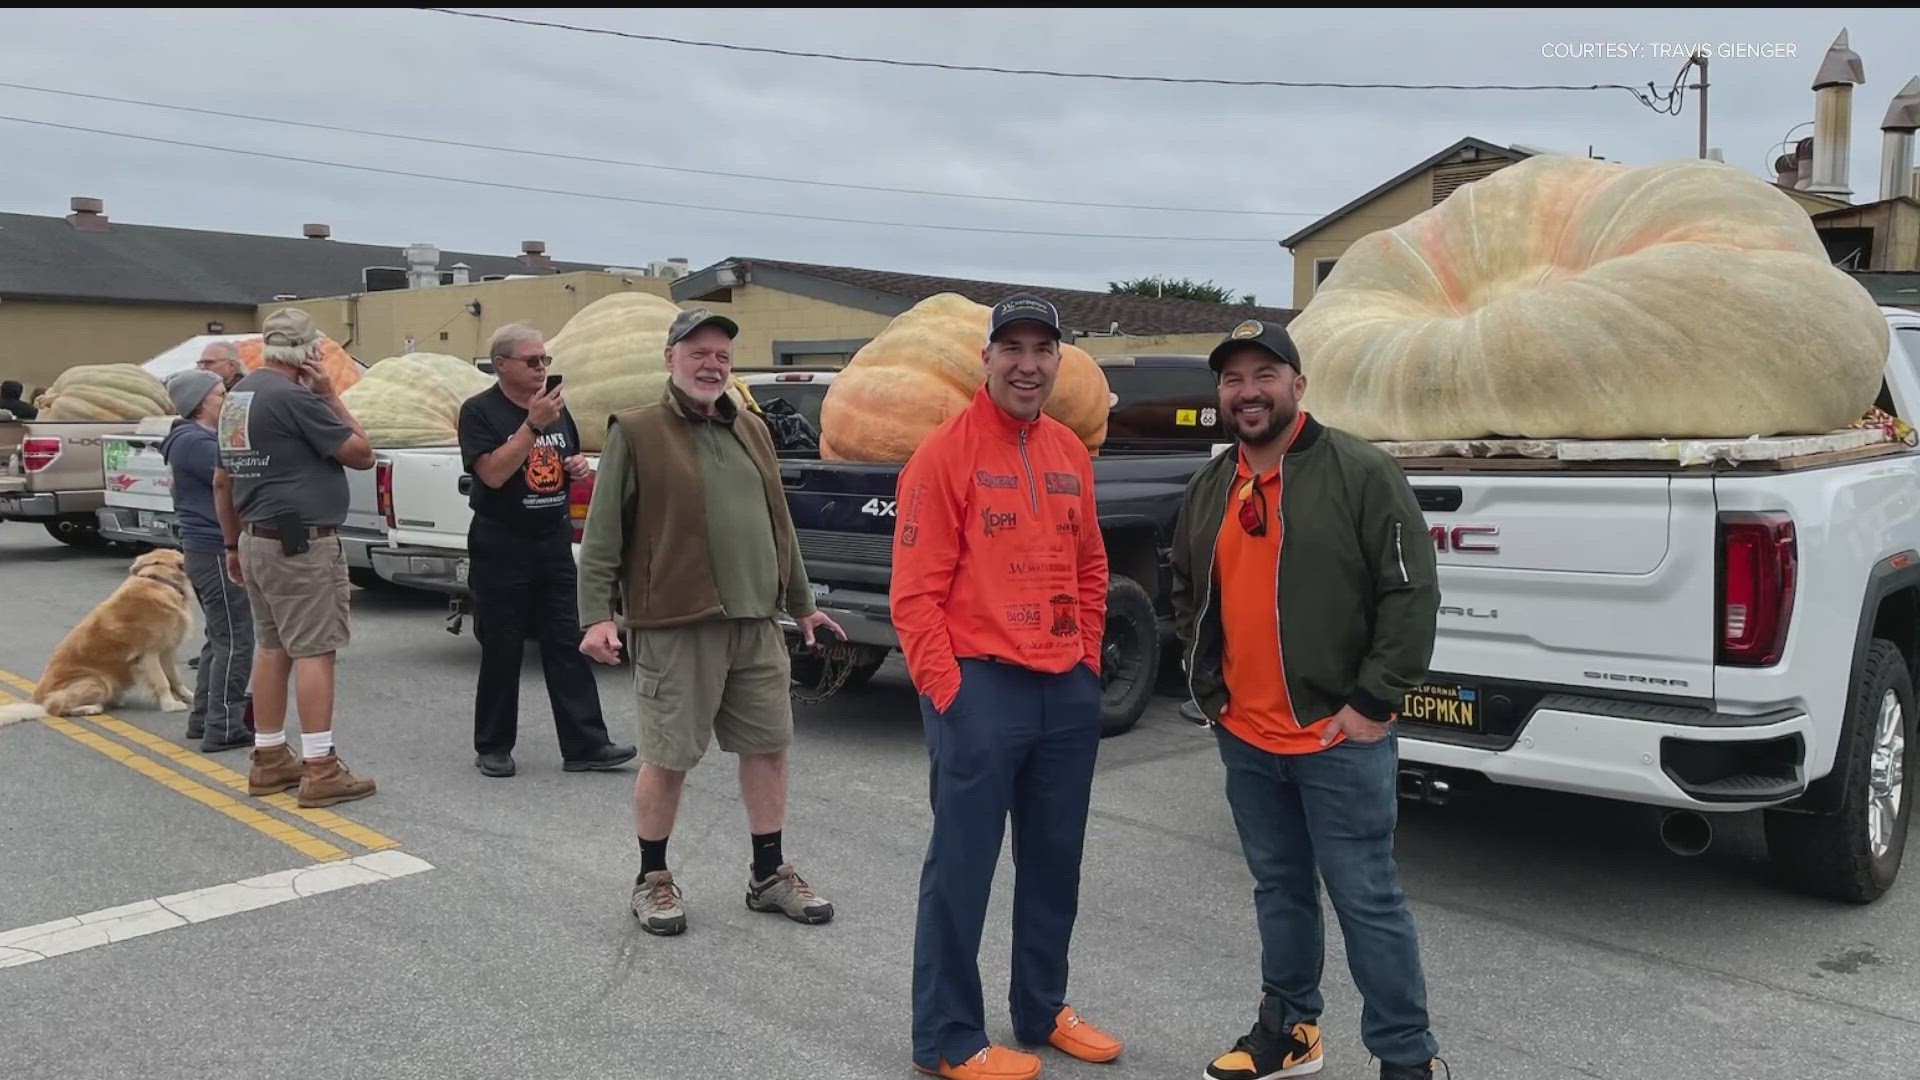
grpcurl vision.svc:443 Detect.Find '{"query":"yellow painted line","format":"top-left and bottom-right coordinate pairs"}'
top-left (0, 669), bottom-right (398, 853)
top-left (2, 691), bottom-right (348, 863)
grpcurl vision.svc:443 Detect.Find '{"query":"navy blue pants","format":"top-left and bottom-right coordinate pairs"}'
top-left (912, 658), bottom-right (1103, 1070)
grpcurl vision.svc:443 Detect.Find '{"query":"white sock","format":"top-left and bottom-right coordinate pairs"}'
top-left (255, 729), bottom-right (286, 749)
top-left (301, 730), bottom-right (334, 760)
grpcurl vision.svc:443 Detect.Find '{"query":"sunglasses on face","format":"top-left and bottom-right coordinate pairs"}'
top-left (1237, 479), bottom-right (1267, 537)
top-left (516, 354), bottom-right (554, 368)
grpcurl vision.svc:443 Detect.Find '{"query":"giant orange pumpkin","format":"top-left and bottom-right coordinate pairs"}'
top-left (818, 293), bottom-right (1109, 461)
top-left (236, 335), bottom-right (363, 395)
top-left (1287, 154), bottom-right (1890, 441)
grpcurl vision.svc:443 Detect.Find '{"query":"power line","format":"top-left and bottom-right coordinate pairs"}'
top-left (0, 80), bottom-right (1320, 218)
top-left (0, 113), bottom-right (1277, 244)
top-left (416, 7), bottom-right (1672, 109)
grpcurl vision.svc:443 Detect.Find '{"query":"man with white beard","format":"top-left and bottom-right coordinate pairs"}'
top-left (576, 307), bottom-right (845, 936)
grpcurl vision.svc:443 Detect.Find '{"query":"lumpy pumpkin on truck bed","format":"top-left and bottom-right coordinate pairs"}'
top-left (817, 293), bottom-right (1109, 461)
top-left (338, 352), bottom-right (493, 447)
top-left (33, 363), bottom-right (172, 420)
top-left (547, 291), bottom-right (757, 452)
top-left (236, 335), bottom-right (363, 395)
top-left (1286, 154), bottom-right (1890, 442)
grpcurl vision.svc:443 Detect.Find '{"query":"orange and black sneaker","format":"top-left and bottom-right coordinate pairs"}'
top-left (1205, 1017), bottom-right (1323, 1080)
top-left (912, 1045), bottom-right (1042, 1080)
top-left (1046, 1005), bottom-right (1122, 1063)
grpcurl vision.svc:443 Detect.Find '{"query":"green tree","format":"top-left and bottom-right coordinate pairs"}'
top-left (1108, 275), bottom-right (1255, 305)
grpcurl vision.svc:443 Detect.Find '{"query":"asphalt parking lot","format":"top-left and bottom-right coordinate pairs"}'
top-left (2, 524), bottom-right (1918, 1080)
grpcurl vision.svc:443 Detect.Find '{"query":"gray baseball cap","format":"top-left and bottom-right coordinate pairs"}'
top-left (666, 307), bottom-right (740, 346)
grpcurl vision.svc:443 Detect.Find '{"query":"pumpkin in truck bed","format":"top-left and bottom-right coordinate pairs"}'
top-left (1286, 154), bottom-right (1890, 442)
top-left (817, 292), bottom-right (1109, 462)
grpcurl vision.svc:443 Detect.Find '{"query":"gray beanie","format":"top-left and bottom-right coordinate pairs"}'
top-left (167, 370), bottom-right (221, 418)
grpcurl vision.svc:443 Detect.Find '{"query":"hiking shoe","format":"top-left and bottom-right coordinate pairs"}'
top-left (1047, 1005), bottom-right (1122, 1063)
top-left (745, 862), bottom-right (834, 924)
top-left (631, 869), bottom-right (686, 936)
top-left (1206, 1018), bottom-right (1323, 1079)
top-left (475, 751), bottom-right (515, 777)
top-left (297, 752), bottom-right (376, 808)
top-left (913, 1046), bottom-right (1042, 1080)
top-left (247, 743), bottom-right (303, 796)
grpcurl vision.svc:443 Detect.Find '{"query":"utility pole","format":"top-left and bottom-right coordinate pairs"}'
top-left (1692, 51), bottom-right (1710, 158)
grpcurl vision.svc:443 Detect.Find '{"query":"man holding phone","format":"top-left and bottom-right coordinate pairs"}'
top-left (458, 323), bottom-right (634, 779)
top-left (213, 307), bottom-right (377, 808)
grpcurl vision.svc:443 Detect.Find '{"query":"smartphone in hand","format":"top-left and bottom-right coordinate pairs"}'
top-left (545, 374), bottom-right (564, 394)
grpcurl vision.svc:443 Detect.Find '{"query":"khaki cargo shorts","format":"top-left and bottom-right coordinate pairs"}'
top-left (239, 532), bottom-right (352, 659)
top-left (630, 618), bottom-right (793, 771)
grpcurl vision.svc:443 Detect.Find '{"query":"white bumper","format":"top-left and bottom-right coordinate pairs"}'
top-left (1399, 705), bottom-right (1813, 811)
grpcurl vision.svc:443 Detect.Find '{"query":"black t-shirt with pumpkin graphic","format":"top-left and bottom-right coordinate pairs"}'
top-left (457, 384), bottom-right (581, 536)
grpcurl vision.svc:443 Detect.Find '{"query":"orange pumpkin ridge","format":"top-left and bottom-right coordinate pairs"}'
top-left (236, 335), bottom-right (363, 395)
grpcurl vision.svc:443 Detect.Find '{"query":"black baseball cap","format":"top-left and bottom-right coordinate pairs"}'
top-left (667, 306), bottom-right (740, 346)
top-left (1208, 318), bottom-right (1301, 372)
top-left (988, 293), bottom-right (1062, 341)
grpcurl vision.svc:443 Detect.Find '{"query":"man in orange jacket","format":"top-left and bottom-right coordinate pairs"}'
top-left (892, 294), bottom-right (1122, 1080)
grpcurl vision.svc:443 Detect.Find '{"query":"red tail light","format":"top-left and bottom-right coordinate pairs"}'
top-left (22, 437), bottom-right (61, 472)
top-left (568, 473), bottom-right (596, 544)
top-left (375, 460), bottom-right (395, 528)
top-left (1718, 511), bottom-right (1796, 666)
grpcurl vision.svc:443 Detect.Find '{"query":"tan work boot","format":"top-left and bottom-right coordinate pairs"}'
top-left (247, 743), bottom-right (303, 796)
top-left (297, 752), bottom-right (376, 808)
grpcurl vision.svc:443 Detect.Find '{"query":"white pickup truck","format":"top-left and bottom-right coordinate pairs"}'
top-left (366, 369), bottom-right (833, 626)
top-left (96, 422), bottom-right (390, 586)
top-left (1377, 307), bottom-right (1920, 904)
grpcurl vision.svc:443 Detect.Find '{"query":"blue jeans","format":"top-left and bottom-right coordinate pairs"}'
top-left (1213, 722), bottom-right (1439, 1067)
top-left (911, 659), bottom-right (1103, 1070)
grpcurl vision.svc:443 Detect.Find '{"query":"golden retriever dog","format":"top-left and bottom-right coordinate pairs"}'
top-left (0, 549), bottom-right (198, 727)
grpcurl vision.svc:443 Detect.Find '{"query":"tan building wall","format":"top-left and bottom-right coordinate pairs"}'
top-left (1289, 168), bottom-right (1450, 309)
top-left (258, 273), bottom-right (679, 365)
top-left (0, 299), bottom-right (256, 392)
top-left (706, 284), bottom-right (898, 367)
top-left (1815, 200), bottom-right (1920, 272)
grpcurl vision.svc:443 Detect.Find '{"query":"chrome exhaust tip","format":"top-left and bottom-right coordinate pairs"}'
top-left (1659, 810), bottom-right (1713, 857)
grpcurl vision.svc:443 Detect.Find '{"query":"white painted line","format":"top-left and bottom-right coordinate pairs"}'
top-left (0, 850), bottom-right (433, 969)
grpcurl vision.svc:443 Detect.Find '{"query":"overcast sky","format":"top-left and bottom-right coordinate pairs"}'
top-left (3, 7), bottom-right (1917, 309)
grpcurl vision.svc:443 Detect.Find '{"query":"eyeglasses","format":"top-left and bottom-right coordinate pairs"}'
top-left (1236, 479), bottom-right (1267, 537)
top-left (516, 354), bottom-right (553, 368)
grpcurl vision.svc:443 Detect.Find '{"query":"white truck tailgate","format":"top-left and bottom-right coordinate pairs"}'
top-left (102, 432), bottom-right (174, 513)
top-left (1413, 472), bottom-right (1717, 702)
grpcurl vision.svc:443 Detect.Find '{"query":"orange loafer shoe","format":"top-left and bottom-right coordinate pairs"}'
top-left (914, 1045), bottom-right (1043, 1080)
top-left (1048, 1005), bottom-right (1122, 1063)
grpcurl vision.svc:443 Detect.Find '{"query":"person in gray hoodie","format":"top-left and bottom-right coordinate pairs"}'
top-left (161, 370), bottom-right (254, 753)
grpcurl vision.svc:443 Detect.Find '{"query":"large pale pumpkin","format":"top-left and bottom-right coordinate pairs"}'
top-left (338, 353), bottom-right (493, 447)
top-left (1288, 154), bottom-right (1891, 441)
top-left (818, 293), bottom-right (1109, 461)
top-left (33, 364), bottom-right (173, 421)
top-left (547, 292), bottom-right (755, 451)
top-left (236, 335), bottom-right (364, 395)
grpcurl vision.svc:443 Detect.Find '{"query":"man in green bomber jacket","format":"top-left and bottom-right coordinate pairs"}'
top-left (1170, 318), bottom-right (1445, 1080)
top-left (576, 307), bottom-right (845, 938)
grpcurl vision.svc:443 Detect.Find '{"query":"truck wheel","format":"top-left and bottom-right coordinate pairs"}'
top-left (1764, 638), bottom-right (1916, 904)
top-left (1098, 574), bottom-right (1159, 738)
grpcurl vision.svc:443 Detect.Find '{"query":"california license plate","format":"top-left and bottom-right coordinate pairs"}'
top-left (1402, 682), bottom-right (1479, 731)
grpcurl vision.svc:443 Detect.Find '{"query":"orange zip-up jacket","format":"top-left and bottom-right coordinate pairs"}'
top-left (890, 385), bottom-right (1109, 712)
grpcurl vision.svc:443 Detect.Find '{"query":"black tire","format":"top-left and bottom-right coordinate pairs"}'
top-left (1098, 574), bottom-right (1159, 738)
top-left (1765, 638), bottom-right (1916, 904)
top-left (790, 651), bottom-right (885, 691)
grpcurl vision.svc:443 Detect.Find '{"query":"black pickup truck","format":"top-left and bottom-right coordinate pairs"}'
top-left (779, 354), bottom-right (1226, 736)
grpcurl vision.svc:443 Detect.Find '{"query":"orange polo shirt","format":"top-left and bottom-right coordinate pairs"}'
top-left (1215, 414), bottom-right (1340, 754)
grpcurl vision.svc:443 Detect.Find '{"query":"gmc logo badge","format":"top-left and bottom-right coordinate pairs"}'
top-left (1430, 525), bottom-right (1499, 553)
